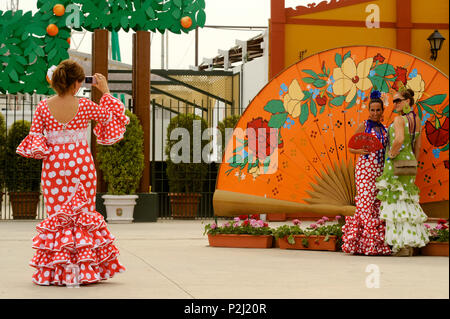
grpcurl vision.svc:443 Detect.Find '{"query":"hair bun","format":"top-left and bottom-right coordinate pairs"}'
top-left (407, 88), bottom-right (414, 97)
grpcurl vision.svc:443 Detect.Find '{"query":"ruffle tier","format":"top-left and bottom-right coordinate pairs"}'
top-left (16, 133), bottom-right (50, 159)
top-left (341, 213), bottom-right (391, 256)
top-left (376, 175), bottom-right (429, 253)
top-left (93, 94), bottom-right (130, 145)
top-left (30, 182), bottom-right (125, 286)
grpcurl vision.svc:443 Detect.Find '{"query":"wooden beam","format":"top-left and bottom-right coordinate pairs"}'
top-left (91, 29), bottom-right (109, 193)
top-left (270, 0), bottom-right (286, 79)
top-left (132, 31), bottom-right (151, 193)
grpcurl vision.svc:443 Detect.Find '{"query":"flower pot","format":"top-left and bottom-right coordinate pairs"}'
top-left (420, 241), bottom-right (449, 256)
top-left (208, 234), bottom-right (273, 248)
top-left (169, 193), bottom-right (201, 219)
top-left (278, 235), bottom-right (338, 251)
top-left (102, 194), bottom-right (138, 223)
top-left (9, 192), bottom-right (40, 219)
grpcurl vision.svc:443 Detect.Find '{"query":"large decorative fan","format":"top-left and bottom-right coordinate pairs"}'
top-left (214, 46), bottom-right (449, 217)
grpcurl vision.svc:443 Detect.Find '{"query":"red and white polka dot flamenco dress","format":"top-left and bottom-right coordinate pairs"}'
top-left (16, 93), bottom-right (129, 285)
top-left (341, 121), bottom-right (391, 255)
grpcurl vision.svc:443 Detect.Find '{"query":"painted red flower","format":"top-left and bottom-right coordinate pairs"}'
top-left (315, 95), bottom-right (327, 106)
top-left (247, 117), bottom-right (278, 160)
top-left (373, 53), bottom-right (385, 63)
top-left (425, 118), bottom-right (449, 148)
top-left (392, 67), bottom-right (408, 91)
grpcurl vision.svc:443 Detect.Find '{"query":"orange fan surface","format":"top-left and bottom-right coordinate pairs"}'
top-left (215, 46), bottom-right (449, 216)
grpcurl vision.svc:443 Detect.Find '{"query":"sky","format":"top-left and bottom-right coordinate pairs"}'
top-left (1, 0), bottom-right (314, 69)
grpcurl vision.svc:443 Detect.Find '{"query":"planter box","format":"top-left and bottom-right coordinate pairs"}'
top-left (103, 194), bottom-right (138, 223)
top-left (421, 241), bottom-right (449, 256)
top-left (9, 192), bottom-right (40, 219)
top-left (208, 234), bottom-right (273, 248)
top-left (278, 235), bottom-right (338, 251)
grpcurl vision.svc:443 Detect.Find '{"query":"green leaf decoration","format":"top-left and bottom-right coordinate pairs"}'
top-left (419, 102), bottom-right (435, 115)
top-left (313, 79), bottom-right (327, 88)
top-left (303, 69), bottom-right (319, 78)
top-left (196, 9), bottom-right (206, 27)
top-left (302, 77), bottom-right (315, 84)
top-left (346, 93), bottom-right (358, 109)
top-left (420, 94), bottom-right (447, 106)
top-left (310, 99), bottom-right (317, 116)
top-left (343, 51), bottom-right (351, 62)
top-left (335, 53), bottom-right (342, 68)
top-left (441, 144), bottom-right (449, 152)
top-left (319, 105), bottom-right (326, 114)
top-left (374, 64), bottom-right (396, 77)
top-left (268, 112), bottom-right (288, 129)
top-left (264, 100), bottom-right (285, 114)
top-left (299, 103), bottom-right (309, 124)
top-left (443, 105), bottom-right (449, 116)
top-left (370, 75), bottom-right (383, 91)
top-left (302, 91), bottom-right (312, 101)
top-left (330, 95), bottom-right (345, 106)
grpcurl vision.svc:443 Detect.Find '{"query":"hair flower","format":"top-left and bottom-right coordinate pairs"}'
top-left (370, 90), bottom-right (381, 100)
top-left (46, 65), bottom-right (57, 84)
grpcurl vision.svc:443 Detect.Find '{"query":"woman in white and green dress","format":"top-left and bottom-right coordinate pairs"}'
top-left (375, 88), bottom-right (429, 256)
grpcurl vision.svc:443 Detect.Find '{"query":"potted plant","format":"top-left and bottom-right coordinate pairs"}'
top-left (5, 120), bottom-right (42, 219)
top-left (0, 113), bottom-right (6, 209)
top-left (273, 216), bottom-right (344, 251)
top-left (421, 219), bottom-right (449, 256)
top-left (203, 215), bottom-right (273, 248)
top-left (165, 113), bottom-right (209, 219)
top-left (97, 110), bottom-right (144, 223)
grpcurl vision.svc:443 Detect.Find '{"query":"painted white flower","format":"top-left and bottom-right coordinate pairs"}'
top-left (332, 57), bottom-right (373, 102)
top-left (406, 74), bottom-right (425, 103)
top-left (283, 79), bottom-right (305, 118)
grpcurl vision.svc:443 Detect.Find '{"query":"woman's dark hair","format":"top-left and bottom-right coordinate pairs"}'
top-left (399, 88), bottom-right (415, 106)
top-left (369, 98), bottom-right (384, 111)
top-left (51, 59), bottom-right (85, 96)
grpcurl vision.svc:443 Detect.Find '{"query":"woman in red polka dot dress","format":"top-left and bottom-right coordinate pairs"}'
top-left (341, 92), bottom-right (392, 256)
top-left (16, 60), bottom-right (128, 285)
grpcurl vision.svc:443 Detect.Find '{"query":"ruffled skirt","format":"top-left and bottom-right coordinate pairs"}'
top-left (30, 183), bottom-right (125, 286)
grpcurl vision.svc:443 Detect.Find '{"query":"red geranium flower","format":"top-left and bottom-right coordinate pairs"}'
top-left (250, 214), bottom-right (260, 220)
top-left (437, 218), bottom-right (448, 225)
top-left (242, 220), bottom-right (249, 226)
top-left (263, 222), bottom-right (268, 227)
top-left (239, 215), bottom-right (249, 220)
top-left (392, 67), bottom-right (407, 91)
top-left (442, 224), bottom-right (449, 229)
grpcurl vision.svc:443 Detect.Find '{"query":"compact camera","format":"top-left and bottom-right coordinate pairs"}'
top-left (85, 76), bottom-right (97, 84)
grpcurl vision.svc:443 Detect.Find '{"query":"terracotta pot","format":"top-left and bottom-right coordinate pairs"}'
top-left (208, 234), bottom-right (273, 248)
top-left (169, 193), bottom-right (201, 219)
top-left (9, 192), bottom-right (40, 219)
top-left (420, 241), bottom-right (449, 256)
top-left (278, 235), bottom-right (338, 251)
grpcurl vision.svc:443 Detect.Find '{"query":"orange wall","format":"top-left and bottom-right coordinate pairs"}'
top-left (282, 0), bottom-right (449, 75)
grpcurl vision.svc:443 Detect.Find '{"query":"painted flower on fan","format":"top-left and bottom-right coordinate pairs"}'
top-left (406, 74), bottom-right (425, 103)
top-left (332, 57), bottom-right (373, 102)
top-left (391, 67), bottom-right (408, 91)
top-left (249, 165), bottom-right (260, 178)
top-left (246, 117), bottom-right (278, 160)
top-left (373, 53), bottom-right (385, 63)
top-left (315, 95), bottom-right (327, 106)
top-left (283, 79), bottom-right (305, 118)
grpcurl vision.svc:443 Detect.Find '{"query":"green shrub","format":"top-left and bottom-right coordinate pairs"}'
top-left (165, 113), bottom-right (209, 193)
top-left (5, 120), bottom-right (42, 192)
top-left (97, 110), bottom-right (144, 195)
top-left (0, 113), bottom-right (6, 190)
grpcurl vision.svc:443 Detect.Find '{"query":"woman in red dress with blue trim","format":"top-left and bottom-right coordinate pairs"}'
top-left (16, 60), bottom-right (128, 285)
top-left (341, 91), bottom-right (392, 255)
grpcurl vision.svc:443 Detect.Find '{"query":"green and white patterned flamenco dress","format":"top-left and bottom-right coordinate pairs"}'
top-left (375, 116), bottom-right (429, 253)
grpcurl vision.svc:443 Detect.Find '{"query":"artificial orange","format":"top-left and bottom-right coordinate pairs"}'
top-left (47, 24), bottom-right (59, 36)
top-left (53, 4), bottom-right (65, 16)
top-left (181, 16), bottom-right (192, 29)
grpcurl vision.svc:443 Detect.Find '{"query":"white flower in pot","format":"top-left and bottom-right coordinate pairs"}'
top-left (97, 110), bottom-right (144, 223)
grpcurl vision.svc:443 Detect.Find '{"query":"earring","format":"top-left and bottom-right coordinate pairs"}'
top-left (402, 104), bottom-right (411, 114)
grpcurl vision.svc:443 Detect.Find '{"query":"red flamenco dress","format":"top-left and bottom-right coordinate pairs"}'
top-left (16, 93), bottom-right (129, 285)
top-left (341, 120), bottom-right (392, 255)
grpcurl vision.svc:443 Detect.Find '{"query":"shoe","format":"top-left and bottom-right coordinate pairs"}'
top-left (393, 247), bottom-right (410, 257)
